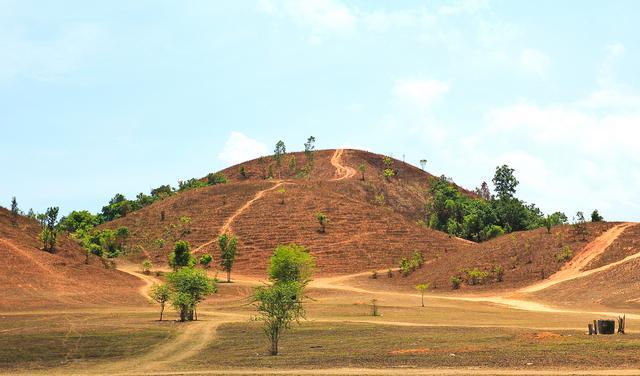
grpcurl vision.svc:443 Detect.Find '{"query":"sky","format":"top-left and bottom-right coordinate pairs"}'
top-left (1, 0), bottom-right (639, 221)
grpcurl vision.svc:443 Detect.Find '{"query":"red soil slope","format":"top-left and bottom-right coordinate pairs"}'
top-left (0, 208), bottom-right (145, 311)
top-left (104, 148), bottom-right (626, 292)
top-left (104, 149), bottom-right (474, 276)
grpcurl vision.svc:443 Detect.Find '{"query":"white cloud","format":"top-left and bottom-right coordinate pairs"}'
top-left (438, 0), bottom-right (490, 16)
top-left (258, 0), bottom-right (356, 42)
top-left (217, 132), bottom-right (269, 166)
top-left (392, 79), bottom-right (450, 109)
top-left (520, 48), bottom-right (551, 76)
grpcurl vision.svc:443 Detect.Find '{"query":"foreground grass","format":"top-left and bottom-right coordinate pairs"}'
top-left (196, 321), bottom-right (640, 369)
top-left (0, 312), bottom-right (176, 371)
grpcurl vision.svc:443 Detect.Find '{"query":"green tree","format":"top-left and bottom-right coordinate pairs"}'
top-left (39, 207), bottom-right (59, 253)
top-left (178, 178), bottom-right (207, 191)
top-left (199, 254), bottom-right (213, 269)
top-left (10, 196), bottom-right (19, 227)
top-left (278, 187), bottom-right (286, 205)
top-left (591, 209), bottom-right (604, 222)
top-left (239, 166), bottom-right (248, 179)
top-left (415, 283), bottom-right (430, 307)
top-left (219, 233), bottom-right (238, 282)
top-left (59, 210), bottom-right (100, 234)
top-left (101, 193), bottom-right (130, 221)
top-left (573, 211), bottom-right (588, 240)
top-left (273, 140), bottom-right (286, 177)
top-left (150, 184), bottom-right (174, 199)
top-left (492, 165), bottom-right (519, 200)
top-left (316, 212), bottom-right (328, 233)
top-left (168, 240), bottom-right (195, 270)
top-left (150, 284), bottom-right (170, 321)
top-left (358, 163), bottom-right (366, 181)
top-left (304, 136), bottom-right (315, 162)
top-left (254, 281), bottom-right (305, 355)
top-left (268, 244), bottom-right (315, 285)
top-left (168, 268), bottom-right (216, 321)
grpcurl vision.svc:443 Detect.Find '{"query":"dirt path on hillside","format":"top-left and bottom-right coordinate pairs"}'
top-left (520, 223), bottom-right (636, 293)
top-left (310, 223), bottom-right (639, 317)
top-left (330, 149), bottom-right (356, 181)
top-left (192, 181), bottom-right (287, 254)
top-left (116, 262), bottom-right (161, 302)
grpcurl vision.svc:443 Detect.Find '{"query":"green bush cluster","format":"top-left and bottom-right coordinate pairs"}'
top-left (425, 165), bottom-right (568, 242)
top-left (399, 251), bottom-right (425, 276)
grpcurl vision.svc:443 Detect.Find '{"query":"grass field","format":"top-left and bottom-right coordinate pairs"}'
top-left (0, 311), bottom-right (176, 371)
top-left (194, 321), bottom-right (640, 369)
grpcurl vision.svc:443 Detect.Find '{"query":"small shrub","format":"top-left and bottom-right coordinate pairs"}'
top-left (142, 259), bottom-right (153, 275)
top-left (316, 213), bottom-right (328, 233)
top-left (239, 166), bottom-right (248, 179)
top-left (207, 172), bottom-right (227, 185)
top-left (492, 265), bottom-right (504, 282)
top-left (200, 253), bottom-right (213, 268)
top-left (556, 246), bottom-right (573, 263)
top-left (451, 276), bottom-right (462, 290)
top-left (399, 257), bottom-right (411, 276)
top-left (466, 269), bottom-right (489, 286)
top-left (411, 251), bottom-right (424, 269)
top-left (374, 193), bottom-right (385, 206)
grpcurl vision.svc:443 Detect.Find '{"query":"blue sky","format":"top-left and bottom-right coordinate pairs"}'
top-left (1, 0), bottom-right (639, 221)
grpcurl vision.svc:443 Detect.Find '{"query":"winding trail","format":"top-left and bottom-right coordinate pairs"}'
top-left (520, 222), bottom-right (636, 293)
top-left (330, 149), bottom-right (356, 181)
top-left (116, 262), bottom-right (161, 302)
top-left (192, 181), bottom-right (287, 254)
top-left (311, 223), bottom-right (639, 317)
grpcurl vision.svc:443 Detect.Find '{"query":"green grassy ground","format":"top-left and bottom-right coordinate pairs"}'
top-left (195, 321), bottom-right (640, 369)
top-left (0, 312), bottom-right (176, 371)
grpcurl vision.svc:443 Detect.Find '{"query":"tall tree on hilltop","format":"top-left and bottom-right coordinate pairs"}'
top-left (273, 141), bottom-right (286, 178)
top-left (492, 165), bottom-right (519, 200)
top-left (10, 196), bottom-right (19, 227)
top-left (304, 136), bottom-right (315, 178)
top-left (39, 207), bottom-right (59, 253)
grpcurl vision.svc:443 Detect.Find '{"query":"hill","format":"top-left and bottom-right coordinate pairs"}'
top-left (101, 148), bottom-right (626, 291)
top-left (103, 149), bottom-right (476, 276)
top-left (0, 208), bottom-right (145, 311)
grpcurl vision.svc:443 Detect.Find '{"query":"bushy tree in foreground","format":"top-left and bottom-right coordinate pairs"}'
top-left (255, 243), bottom-right (315, 355)
top-left (254, 281), bottom-right (304, 355)
top-left (219, 233), bottom-right (238, 282)
top-left (167, 267), bottom-right (216, 321)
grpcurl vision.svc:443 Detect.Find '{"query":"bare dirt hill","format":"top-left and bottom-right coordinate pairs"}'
top-left (0, 208), bottom-right (145, 311)
top-left (102, 148), bottom-right (627, 292)
top-left (104, 149), bottom-right (474, 276)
